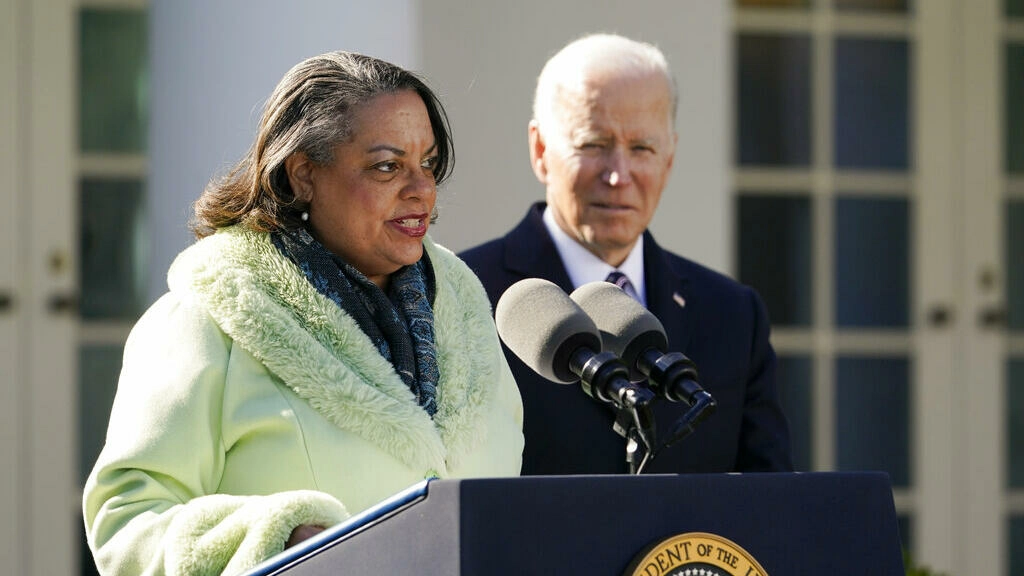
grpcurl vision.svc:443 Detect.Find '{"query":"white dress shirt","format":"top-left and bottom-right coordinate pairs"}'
top-left (542, 205), bottom-right (647, 307)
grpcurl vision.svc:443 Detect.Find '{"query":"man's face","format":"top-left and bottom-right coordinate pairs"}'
top-left (531, 68), bottom-right (676, 266)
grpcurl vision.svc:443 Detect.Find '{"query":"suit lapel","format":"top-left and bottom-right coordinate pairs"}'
top-left (502, 203), bottom-right (575, 294)
top-left (643, 232), bottom-right (695, 354)
top-left (500, 206), bottom-right (693, 353)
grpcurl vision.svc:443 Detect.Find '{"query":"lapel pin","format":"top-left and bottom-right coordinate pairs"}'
top-left (673, 292), bottom-right (686, 308)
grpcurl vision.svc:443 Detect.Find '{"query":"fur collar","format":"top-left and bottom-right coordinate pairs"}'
top-left (167, 226), bottom-right (500, 476)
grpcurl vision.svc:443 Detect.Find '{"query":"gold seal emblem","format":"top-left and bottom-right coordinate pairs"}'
top-left (624, 532), bottom-right (769, 576)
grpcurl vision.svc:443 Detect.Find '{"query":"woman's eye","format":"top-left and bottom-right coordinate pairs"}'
top-left (374, 161), bottom-right (399, 173)
top-left (421, 156), bottom-right (439, 170)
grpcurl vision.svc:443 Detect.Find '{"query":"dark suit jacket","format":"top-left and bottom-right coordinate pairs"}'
top-left (459, 203), bottom-right (793, 474)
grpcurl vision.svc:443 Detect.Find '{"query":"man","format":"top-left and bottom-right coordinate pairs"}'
top-left (459, 33), bottom-right (793, 475)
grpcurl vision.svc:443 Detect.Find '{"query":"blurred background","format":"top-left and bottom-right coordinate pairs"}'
top-left (1, 0), bottom-right (1021, 574)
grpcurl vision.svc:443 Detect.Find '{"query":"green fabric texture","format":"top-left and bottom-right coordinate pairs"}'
top-left (83, 226), bottom-right (523, 575)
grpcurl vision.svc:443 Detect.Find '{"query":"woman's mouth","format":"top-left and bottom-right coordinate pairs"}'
top-left (390, 214), bottom-right (429, 236)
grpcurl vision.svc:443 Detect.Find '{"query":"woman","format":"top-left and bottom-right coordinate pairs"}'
top-left (83, 51), bottom-right (524, 575)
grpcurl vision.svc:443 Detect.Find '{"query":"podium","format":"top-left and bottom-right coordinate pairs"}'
top-left (244, 472), bottom-right (905, 575)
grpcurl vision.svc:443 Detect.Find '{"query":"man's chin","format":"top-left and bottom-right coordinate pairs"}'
top-left (585, 230), bottom-right (639, 249)
top-left (579, 234), bottom-right (639, 262)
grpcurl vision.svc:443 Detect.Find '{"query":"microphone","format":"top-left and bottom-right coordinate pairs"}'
top-left (495, 278), bottom-right (656, 450)
top-left (570, 281), bottom-right (717, 446)
top-left (495, 277), bottom-right (600, 385)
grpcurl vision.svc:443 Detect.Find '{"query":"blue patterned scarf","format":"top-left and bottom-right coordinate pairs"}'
top-left (271, 228), bottom-right (439, 417)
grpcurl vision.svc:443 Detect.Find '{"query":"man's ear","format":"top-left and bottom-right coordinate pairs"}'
top-left (528, 120), bottom-right (548, 184)
top-left (667, 131), bottom-right (678, 172)
top-left (285, 152), bottom-right (315, 203)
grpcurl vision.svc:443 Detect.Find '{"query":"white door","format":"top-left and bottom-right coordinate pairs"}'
top-left (1, 0), bottom-right (24, 571)
top-left (733, 0), bottom-right (1021, 573)
top-left (962, 0), bottom-right (1024, 573)
top-left (2, 0), bottom-right (78, 573)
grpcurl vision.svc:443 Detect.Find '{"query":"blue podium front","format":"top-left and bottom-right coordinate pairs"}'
top-left (244, 472), bottom-right (904, 575)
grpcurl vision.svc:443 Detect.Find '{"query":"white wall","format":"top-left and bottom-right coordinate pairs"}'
top-left (149, 0), bottom-right (730, 300)
top-left (148, 0), bottom-right (420, 300)
top-left (0, 1), bottom-right (22, 571)
top-left (420, 1), bottom-right (730, 272)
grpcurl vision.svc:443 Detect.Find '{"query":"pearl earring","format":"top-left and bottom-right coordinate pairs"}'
top-left (301, 211), bottom-right (309, 222)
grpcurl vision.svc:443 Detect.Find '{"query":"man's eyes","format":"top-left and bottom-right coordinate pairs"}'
top-left (576, 142), bottom-right (656, 154)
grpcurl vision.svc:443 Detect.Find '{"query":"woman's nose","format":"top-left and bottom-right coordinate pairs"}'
top-left (405, 168), bottom-right (437, 198)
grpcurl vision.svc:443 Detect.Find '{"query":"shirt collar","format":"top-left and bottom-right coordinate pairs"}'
top-left (542, 205), bottom-right (647, 307)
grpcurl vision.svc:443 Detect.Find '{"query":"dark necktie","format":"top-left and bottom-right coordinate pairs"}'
top-left (605, 270), bottom-right (638, 301)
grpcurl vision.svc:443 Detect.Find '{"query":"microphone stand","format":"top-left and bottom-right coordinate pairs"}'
top-left (617, 387), bottom-right (715, 471)
top-left (632, 349), bottom-right (718, 458)
top-left (615, 403), bottom-right (655, 474)
top-left (570, 350), bottom-right (657, 474)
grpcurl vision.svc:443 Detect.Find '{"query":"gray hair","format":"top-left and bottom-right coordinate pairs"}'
top-left (192, 50), bottom-right (454, 238)
top-left (532, 33), bottom-right (677, 135)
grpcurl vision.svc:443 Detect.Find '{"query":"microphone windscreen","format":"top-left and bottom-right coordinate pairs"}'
top-left (570, 281), bottom-right (668, 381)
top-left (496, 278), bottom-right (601, 383)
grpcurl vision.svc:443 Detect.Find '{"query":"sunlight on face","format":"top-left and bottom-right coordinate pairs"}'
top-left (306, 90), bottom-right (438, 288)
top-left (539, 69), bottom-right (675, 266)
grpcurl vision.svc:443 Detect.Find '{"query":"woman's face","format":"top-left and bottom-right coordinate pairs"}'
top-left (301, 90), bottom-right (438, 288)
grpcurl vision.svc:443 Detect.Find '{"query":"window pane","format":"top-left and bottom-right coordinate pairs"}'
top-left (1010, 358), bottom-right (1024, 488)
top-left (834, 37), bottom-right (910, 169)
top-left (79, 9), bottom-right (148, 152)
top-left (1009, 0), bottom-right (1024, 18)
top-left (776, 355), bottom-right (813, 471)
top-left (1012, 515), bottom-right (1024, 576)
top-left (835, 196), bottom-right (911, 327)
top-left (738, 194), bottom-right (813, 326)
top-left (79, 179), bottom-right (147, 320)
top-left (737, 34), bottom-right (812, 166)
top-left (835, 356), bottom-right (911, 487)
top-left (1009, 200), bottom-right (1024, 331)
top-left (834, 0), bottom-right (909, 11)
top-left (1007, 44), bottom-right (1024, 174)
top-left (897, 514), bottom-right (912, 553)
top-left (81, 512), bottom-right (101, 576)
top-left (78, 344), bottom-right (122, 484)
top-left (737, 0), bottom-right (810, 7)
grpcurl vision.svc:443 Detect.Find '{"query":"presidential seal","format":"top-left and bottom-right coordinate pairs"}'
top-left (623, 532), bottom-right (768, 576)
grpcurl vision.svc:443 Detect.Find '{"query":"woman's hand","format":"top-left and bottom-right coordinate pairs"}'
top-left (286, 524), bottom-right (326, 548)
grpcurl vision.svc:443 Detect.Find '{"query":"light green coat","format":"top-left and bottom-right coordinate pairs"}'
top-left (83, 226), bottom-right (524, 575)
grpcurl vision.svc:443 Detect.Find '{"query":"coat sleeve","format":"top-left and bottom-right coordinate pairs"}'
top-left (82, 294), bottom-right (349, 576)
top-left (735, 287), bottom-right (795, 472)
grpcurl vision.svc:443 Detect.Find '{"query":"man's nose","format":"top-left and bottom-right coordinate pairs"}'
top-left (601, 148), bottom-right (633, 186)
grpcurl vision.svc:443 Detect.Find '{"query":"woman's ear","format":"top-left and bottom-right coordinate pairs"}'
top-left (285, 152), bottom-right (315, 203)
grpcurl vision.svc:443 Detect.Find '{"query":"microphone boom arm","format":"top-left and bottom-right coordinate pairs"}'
top-left (661, 390), bottom-right (716, 450)
top-left (569, 348), bottom-right (657, 469)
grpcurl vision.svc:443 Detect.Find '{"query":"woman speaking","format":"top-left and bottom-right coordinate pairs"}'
top-left (82, 51), bottom-right (523, 575)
